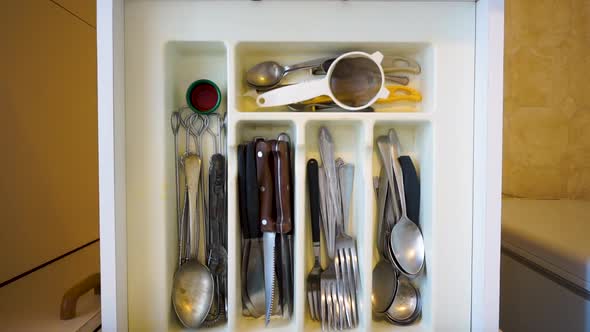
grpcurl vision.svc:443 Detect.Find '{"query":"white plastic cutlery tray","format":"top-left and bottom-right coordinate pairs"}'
top-left (98, 1), bottom-right (503, 331)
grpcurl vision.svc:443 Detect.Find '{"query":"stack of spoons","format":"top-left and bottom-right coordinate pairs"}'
top-left (372, 128), bottom-right (425, 324)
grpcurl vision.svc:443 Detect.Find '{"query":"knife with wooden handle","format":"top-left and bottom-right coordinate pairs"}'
top-left (256, 139), bottom-right (276, 325)
top-left (245, 141), bottom-right (265, 318)
top-left (273, 137), bottom-right (293, 318)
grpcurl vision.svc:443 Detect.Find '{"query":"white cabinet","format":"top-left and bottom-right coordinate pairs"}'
top-left (97, 1), bottom-right (503, 331)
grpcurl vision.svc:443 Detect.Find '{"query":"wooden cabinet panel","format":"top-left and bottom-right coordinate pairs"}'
top-left (52, 0), bottom-right (96, 27)
top-left (0, 0), bottom-right (98, 283)
top-left (0, 242), bottom-right (100, 331)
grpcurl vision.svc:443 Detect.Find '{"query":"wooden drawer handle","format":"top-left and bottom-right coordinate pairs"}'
top-left (60, 273), bottom-right (100, 320)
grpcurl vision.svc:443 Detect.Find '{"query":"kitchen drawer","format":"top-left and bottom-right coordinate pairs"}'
top-left (97, 1), bottom-right (503, 331)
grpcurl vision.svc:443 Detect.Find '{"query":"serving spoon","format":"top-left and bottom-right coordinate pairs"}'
top-left (172, 154), bottom-right (214, 328)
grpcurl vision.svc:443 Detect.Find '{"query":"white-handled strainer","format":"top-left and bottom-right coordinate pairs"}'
top-left (256, 51), bottom-right (390, 111)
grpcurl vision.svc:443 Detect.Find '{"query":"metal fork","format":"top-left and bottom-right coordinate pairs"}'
top-left (319, 166), bottom-right (342, 331)
top-left (335, 159), bottom-right (359, 328)
top-left (321, 259), bottom-right (341, 331)
top-left (307, 159), bottom-right (322, 321)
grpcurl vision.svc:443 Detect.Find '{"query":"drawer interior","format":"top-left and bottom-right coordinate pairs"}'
top-left (235, 42), bottom-right (433, 113)
top-left (122, 1), bottom-right (476, 331)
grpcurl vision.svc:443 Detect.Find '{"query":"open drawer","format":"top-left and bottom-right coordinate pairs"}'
top-left (97, 1), bottom-right (504, 331)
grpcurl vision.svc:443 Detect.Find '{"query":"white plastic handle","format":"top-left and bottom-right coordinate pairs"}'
top-left (256, 78), bottom-right (330, 107)
top-left (377, 86), bottom-right (390, 99)
top-left (370, 51), bottom-right (384, 64)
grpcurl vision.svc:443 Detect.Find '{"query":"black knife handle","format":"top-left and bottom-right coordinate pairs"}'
top-left (399, 156), bottom-right (420, 224)
top-left (307, 159), bottom-right (321, 244)
top-left (246, 142), bottom-right (261, 238)
top-left (237, 145), bottom-right (250, 239)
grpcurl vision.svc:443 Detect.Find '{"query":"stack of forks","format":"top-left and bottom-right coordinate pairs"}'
top-left (306, 127), bottom-right (361, 331)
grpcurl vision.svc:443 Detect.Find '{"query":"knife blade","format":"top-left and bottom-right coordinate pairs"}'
top-left (256, 140), bottom-right (277, 326)
top-left (273, 137), bottom-right (293, 319)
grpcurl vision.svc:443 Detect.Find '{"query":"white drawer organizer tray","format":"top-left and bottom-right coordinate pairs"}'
top-left (97, 1), bottom-right (504, 331)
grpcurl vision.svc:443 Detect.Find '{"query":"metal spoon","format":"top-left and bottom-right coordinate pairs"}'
top-left (372, 169), bottom-right (398, 314)
top-left (387, 129), bottom-right (425, 276)
top-left (385, 276), bottom-right (421, 324)
top-left (376, 133), bottom-right (425, 276)
top-left (246, 58), bottom-right (330, 89)
top-left (172, 154), bottom-right (214, 328)
top-left (372, 260), bottom-right (397, 314)
top-left (287, 103), bottom-right (374, 112)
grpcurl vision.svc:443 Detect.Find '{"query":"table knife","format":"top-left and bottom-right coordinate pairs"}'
top-left (256, 140), bottom-right (277, 326)
top-left (273, 138), bottom-right (293, 319)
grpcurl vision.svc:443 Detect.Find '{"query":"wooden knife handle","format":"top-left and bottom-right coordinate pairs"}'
top-left (256, 140), bottom-right (276, 233)
top-left (273, 140), bottom-right (292, 234)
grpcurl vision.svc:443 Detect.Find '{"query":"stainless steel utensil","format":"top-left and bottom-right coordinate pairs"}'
top-left (313, 55), bottom-right (421, 75)
top-left (256, 140), bottom-right (278, 326)
top-left (387, 129), bottom-right (425, 276)
top-left (246, 57), bottom-right (333, 89)
top-left (245, 142), bottom-right (266, 318)
top-left (317, 127), bottom-right (360, 330)
top-left (372, 260), bottom-right (398, 314)
top-left (205, 153), bottom-right (228, 325)
top-left (318, 166), bottom-right (341, 331)
top-left (372, 170), bottom-right (398, 315)
top-left (273, 137), bottom-right (294, 319)
top-left (385, 276), bottom-right (421, 324)
top-left (336, 159), bottom-right (359, 328)
top-left (170, 112), bottom-right (182, 266)
top-left (306, 159), bottom-right (322, 321)
top-left (172, 154), bottom-right (214, 328)
top-left (376, 133), bottom-right (425, 277)
top-left (237, 145), bottom-right (259, 317)
top-left (312, 55), bottom-right (418, 85)
top-left (287, 103), bottom-right (374, 112)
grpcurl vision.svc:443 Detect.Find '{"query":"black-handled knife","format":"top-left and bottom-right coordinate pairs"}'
top-left (246, 142), bottom-right (262, 239)
top-left (307, 159), bottom-right (321, 245)
top-left (237, 145), bottom-right (250, 240)
top-left (399, 156), bottom-right (420, 224)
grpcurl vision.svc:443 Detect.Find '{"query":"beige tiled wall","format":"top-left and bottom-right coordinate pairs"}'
top-left (503, 0), bottom-right (590, 200)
